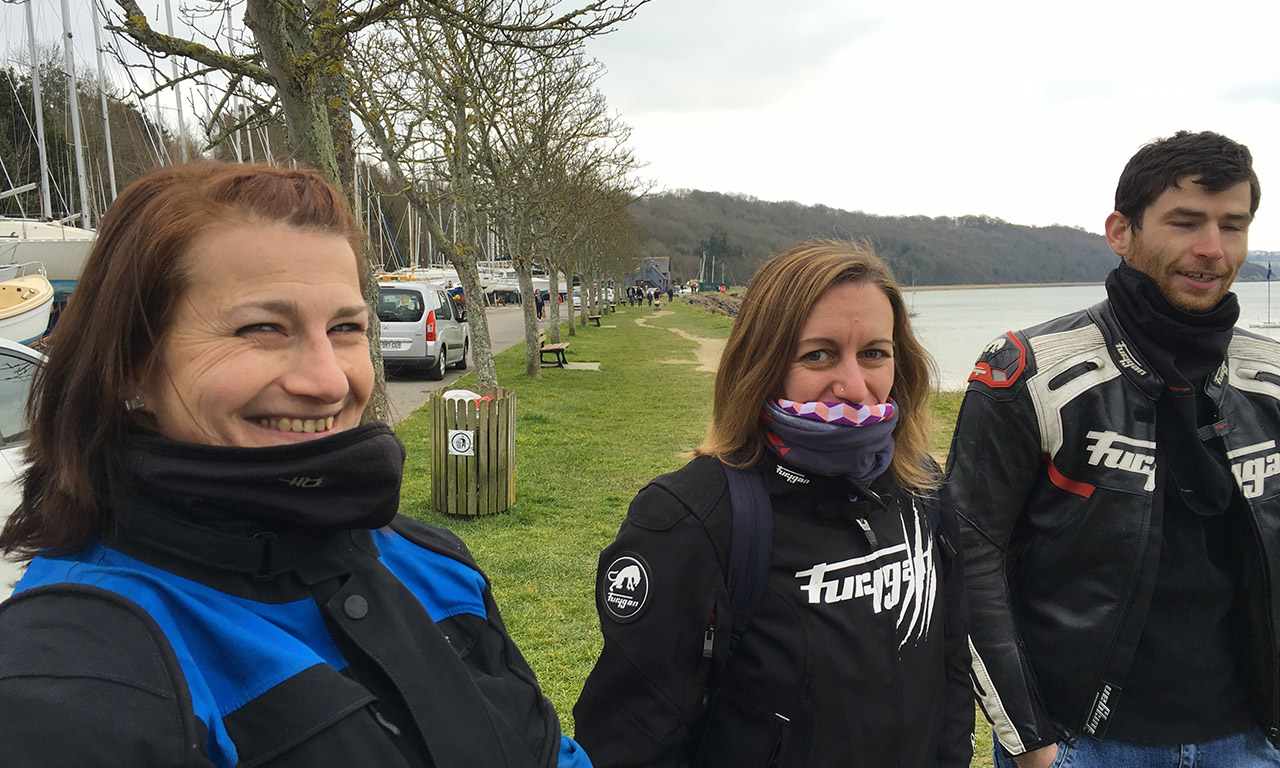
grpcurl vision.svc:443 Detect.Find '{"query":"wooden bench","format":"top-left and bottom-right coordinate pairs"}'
top-left (538, 330), bottom-right (570, 367)
top-left (587, 314), bottom-right (603, 327)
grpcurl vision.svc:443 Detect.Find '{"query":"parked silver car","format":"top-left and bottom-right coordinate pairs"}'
top-left (377, 280), bottom-right (469, 380)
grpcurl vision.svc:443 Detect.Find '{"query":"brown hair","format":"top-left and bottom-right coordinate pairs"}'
top-left (697, 239), bottom-right (938, 492)
top-left (0, 162), bottom-right (365, 559)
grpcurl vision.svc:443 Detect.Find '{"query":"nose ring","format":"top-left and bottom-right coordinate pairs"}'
top-left (838, 384), bottom-right (846, 395)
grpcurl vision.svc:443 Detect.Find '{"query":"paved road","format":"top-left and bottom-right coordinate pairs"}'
top-left (384, 304), bottom-right (536, 423)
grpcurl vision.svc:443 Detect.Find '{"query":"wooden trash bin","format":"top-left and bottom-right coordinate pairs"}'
top-left (430, 386), bottom-right (516, 516)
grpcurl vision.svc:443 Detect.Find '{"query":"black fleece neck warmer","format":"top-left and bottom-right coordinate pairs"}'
top-left (120, 422), bottom-right (406, 532)
top-left (1106, 262), bottom-right (1238, 515)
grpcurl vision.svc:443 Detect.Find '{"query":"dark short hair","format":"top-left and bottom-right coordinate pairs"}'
top-left (697, 240), bottom-right (938, 492)
top-left (0, 162), bottom-right (365, 559)
top-left (1115, 130), bottom-right (1260, 228)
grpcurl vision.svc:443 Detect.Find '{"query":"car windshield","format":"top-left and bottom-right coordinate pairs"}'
top-left (0, 351), bottom-right (36, 445)
top-left (378, 289), bottom-right (426, 323)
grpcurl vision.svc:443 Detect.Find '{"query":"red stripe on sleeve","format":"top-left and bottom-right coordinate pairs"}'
top-left (1046, 459), bottom-right (1095, 499)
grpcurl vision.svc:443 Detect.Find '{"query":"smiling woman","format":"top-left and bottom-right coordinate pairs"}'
top-left (0, 163), bottom-right (588, 768)
top-left (575, 240), bottom-right (974, 768)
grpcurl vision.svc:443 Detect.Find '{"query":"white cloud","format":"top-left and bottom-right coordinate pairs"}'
top-left (586, 0), bottom-right (1280, 249)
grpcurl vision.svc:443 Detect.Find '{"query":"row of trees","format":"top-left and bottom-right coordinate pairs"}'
top-left (630, 189), bottom-right (1180, 288)
top-left (3, 0), bottom-right (650, 406)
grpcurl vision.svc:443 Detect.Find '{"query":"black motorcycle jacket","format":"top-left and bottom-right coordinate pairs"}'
top-left (574, 454), bottom-right (973, 768)
top-left (944, 298), bottom-right (1280, 755)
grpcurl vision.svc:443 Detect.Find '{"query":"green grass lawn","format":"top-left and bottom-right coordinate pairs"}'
top-left (395, 300), bottom-right (994, 765)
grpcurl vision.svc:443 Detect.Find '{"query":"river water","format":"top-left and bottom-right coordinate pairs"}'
top-left (910, 281), bottom-right (1280, 390)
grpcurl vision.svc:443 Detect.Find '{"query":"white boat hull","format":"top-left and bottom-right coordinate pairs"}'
top-left (0, 293), bottom-right (51, 344)
top-left (0, 219), bottom-right (94, 281)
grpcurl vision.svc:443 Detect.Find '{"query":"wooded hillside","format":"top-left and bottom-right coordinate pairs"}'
top-left (633, 189), bottom-right (1267, 286)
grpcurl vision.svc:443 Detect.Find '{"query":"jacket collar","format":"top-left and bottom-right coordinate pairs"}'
top-left (760, 454), bottom-right (894, 521)
top-left (1088, 299), bottom-right (1164, 402)
top-left (1090, 298), bottom-right (1233, 411)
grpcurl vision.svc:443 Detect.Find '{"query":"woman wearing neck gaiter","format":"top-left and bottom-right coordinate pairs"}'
top-left (0, 163), bottom-right (589, 768)
top-left (574, 241), bottom-right (973, 768)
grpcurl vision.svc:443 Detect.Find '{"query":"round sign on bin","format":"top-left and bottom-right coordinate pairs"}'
top-left (448, 429), bottom-right (475, 456)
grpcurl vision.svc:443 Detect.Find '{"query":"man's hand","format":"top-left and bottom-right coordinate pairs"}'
top-left (1013, 743), bottom-right (1058, 768)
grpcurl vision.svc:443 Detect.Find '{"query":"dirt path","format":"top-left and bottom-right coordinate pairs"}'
top-left (634, 310), bottom-right (727, 373)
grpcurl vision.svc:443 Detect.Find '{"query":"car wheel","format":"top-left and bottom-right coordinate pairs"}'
top-left (427, 352), bottom-right (446, 381)
top-left (453, 340), bottom-right (469, 370)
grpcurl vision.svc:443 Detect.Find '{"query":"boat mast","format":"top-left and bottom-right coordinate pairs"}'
top-left (92, 3), bottom-right (118, 200)
top-left (24, 0), bottom-right (51, 219)
top-left (164, 0), bottom-right (188, 162)
top-left (58, 0), bottom-right (91, 228)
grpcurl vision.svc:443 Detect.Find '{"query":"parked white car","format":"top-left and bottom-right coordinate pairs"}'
top-left (0, 337), bottom-right (45, 600)
top-left (376, 280), bottom-right (469, 380)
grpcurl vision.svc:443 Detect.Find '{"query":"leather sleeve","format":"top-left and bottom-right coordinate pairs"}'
top-left (573, 468), bottom-right (730, 768)
top-left (0, 586), bottom-right (212, 767)
top-left (942, 335), bottom-right (1059, 756)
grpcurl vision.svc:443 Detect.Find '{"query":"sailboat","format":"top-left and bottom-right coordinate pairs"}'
top-left (0, 217), bottom-right (93, 281)
top-left (0, 261), bottom-right (54, 345)
top-left (1251, 263), bottom-right (1280, 329)
top-left (0, 0), bottom-right (102, 327)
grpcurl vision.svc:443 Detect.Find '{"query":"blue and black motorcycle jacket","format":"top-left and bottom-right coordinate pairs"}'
top-left (0, 429), bottom-right (589, 768)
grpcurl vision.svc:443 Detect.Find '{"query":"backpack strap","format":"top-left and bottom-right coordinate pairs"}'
top-left (920, 486), bottom-right (941, 532)
top-left (722, 464), bottom-right (773, 652)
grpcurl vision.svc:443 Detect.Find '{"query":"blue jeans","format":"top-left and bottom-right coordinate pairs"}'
top-left (994, 728), bottom-right (1280, 768)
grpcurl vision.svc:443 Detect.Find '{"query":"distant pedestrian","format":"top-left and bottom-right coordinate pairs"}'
top-left (535, 290), bottom-right (545, 319)
top-left (666, 286), bottom-right (673, 303)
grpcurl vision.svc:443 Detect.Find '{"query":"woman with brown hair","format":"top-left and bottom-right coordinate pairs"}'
top-left (574, 240), bottom-right (973, 767)
top-left (0, 163), bottom-right (588, 768)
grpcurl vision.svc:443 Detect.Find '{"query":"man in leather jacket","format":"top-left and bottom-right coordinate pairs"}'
top-left (945, 131), bottom-right (1280, 768)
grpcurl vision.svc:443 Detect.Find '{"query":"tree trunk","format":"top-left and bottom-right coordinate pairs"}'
top-left (243, 0), bottom-right (343, 189)
top-left (515, 257), bottom-right (541, 378)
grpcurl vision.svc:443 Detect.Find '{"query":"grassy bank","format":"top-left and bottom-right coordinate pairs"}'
top-left (395, 301), bottom-right (993, 764)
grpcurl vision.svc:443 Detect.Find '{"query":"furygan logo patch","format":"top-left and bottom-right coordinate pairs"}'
top-left (1084, 430), bottom-right (1156, 492)
top-left (775, 465), bottom-right (810, 484)
top-left (1212, 361), bottom-right (1227, 387)
top-left (1113, 341), bottom-right (1148, 377)
top-left (602, 554), bottom-right (650, 623)
top-left (794, 512), bottom-right (938, 648)
top-left (1229, 440), bottom-right (1280, 499)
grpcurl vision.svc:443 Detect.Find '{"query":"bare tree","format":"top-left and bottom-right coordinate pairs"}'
top-left (107, 0), bottom-right (647, 196)
top-left (349, 2), bottom-right (640, 384)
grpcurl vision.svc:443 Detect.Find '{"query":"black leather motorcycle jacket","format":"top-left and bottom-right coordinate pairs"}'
top-left (944, 299), bottom-right (1280, 755)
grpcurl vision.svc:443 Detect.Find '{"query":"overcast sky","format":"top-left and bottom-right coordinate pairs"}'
top-left (5, 0), bottom-right (1280, 251)
top-left (583, 0), bottom-right (1280, 251)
